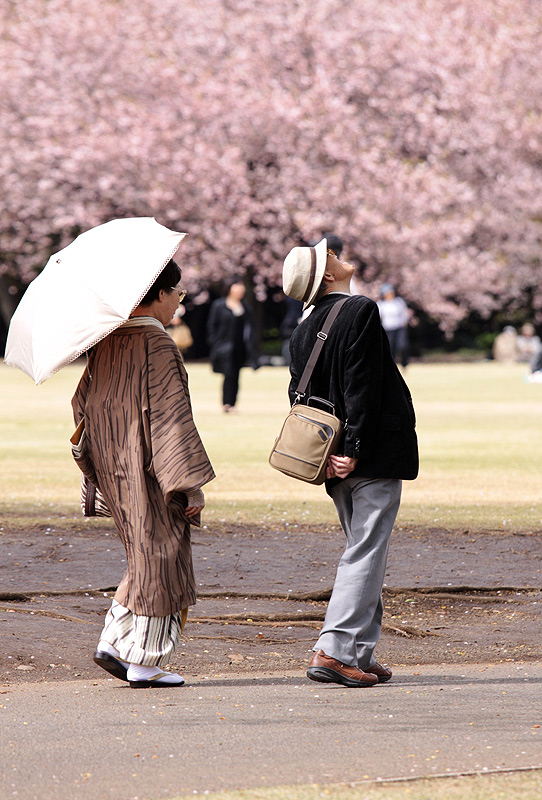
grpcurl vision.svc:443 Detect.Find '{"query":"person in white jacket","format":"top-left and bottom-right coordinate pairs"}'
top-left (377, 283), bottom-right (411, 367)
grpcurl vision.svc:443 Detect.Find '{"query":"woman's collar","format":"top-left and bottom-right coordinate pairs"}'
top-left (122, 315), bottom-right (165, 331)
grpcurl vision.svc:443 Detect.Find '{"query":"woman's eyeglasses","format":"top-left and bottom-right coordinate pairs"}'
top-left (175, 288), bottom-right (187, 304)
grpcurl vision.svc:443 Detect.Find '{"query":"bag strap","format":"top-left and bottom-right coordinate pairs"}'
top-left (294, 297), bottom-right (349, 402)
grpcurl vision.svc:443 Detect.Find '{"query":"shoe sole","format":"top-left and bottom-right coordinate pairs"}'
top-left (129, 679), bottom-right (185, 689)
top-left (93, 651), bottom-right (128, 682)
top-left (307, 666), bottom-right (376, 688)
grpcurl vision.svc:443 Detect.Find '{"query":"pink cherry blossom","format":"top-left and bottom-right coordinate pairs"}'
top-left (1, 0), bottom-right (541, 333)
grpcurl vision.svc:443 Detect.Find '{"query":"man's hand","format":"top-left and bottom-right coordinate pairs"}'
top-left (326, 455), bottom-right (358, 479)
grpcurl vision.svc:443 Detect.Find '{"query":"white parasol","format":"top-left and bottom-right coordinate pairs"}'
top-left (4, 217), bottom-right (186, 384)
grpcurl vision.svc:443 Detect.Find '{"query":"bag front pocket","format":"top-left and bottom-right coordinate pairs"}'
top-left (295, 414), bottom-right (336, 441)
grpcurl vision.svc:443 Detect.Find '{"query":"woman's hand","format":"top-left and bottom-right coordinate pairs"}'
top-left (185, 504), bottom-right (204, 518)
top-left (326, 455), bottom-right (358, 480)
top-left (185, 489), bottom-right (205, 518)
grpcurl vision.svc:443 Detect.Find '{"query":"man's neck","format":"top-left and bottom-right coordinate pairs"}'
top-left (322, 282), bottom-right (352, 297)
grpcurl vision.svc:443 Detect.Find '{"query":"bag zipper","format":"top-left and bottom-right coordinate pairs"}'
top-left (294, 413), bottom-right (336, 440)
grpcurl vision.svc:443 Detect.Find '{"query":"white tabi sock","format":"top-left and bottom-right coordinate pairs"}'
top-left (127, 663), bottom-right (184, 685)
top-left (98, 640), bottom-right (129, 667)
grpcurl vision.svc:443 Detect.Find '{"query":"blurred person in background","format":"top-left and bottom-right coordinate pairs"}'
top-left (492, 325), bottom-right (518, 363)
top-left (207, 276), bottom-right (258, 412)
top-left (280, 294), bottom-right (303, 365)
top-left (322, 232), bottom-right (343, 259)
top-left (282, 233), bottom-right (345, 356)
top-left (167, 305), bottom-right (193, 353)
top-left (377, 283), bottom-right (411, 368)
top-left (516, 323), bottom-right (541, 367)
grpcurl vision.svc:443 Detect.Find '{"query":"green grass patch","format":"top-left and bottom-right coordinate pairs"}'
top-left (1, 360), bottom-right (541, 532)
top-left (166, 770), bottom-right (542, 800)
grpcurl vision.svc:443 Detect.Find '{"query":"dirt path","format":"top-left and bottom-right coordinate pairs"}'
top-left (1, 522), bottom-right (541, 684)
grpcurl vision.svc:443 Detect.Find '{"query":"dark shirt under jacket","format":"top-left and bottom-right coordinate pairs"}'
top-left (288, 293), bottom-right (419, 482)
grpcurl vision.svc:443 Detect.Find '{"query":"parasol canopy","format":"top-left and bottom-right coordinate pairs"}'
top-left (4, 217), bottom-right (186, 384)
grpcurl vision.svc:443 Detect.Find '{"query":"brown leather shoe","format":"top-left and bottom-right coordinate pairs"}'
top-left (365, 662), bottom-right (392, 683)
top-left (307, 650), bottom-right (378, 688)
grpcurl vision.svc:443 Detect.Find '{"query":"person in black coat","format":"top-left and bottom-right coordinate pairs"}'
top-left (207, 278), bottom-right (258, 412)
top-left (283, 238), bottom-right (418, 688)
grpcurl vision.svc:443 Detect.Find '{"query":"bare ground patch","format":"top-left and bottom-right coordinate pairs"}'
top-left (1, 522), bottom-right (541, 685)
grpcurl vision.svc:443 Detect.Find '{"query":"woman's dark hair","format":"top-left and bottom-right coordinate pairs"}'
top-left (221, 274), bottom-right (244, 296)
top-left (140, 259), bottom-right (181, 305)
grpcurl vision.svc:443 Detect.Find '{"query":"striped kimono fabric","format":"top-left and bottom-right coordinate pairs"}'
top-left (100, 600), bottom-right (188, 667)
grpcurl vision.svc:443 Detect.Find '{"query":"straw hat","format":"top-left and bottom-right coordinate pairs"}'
top-left (282, 238), bottom-right (328, 310)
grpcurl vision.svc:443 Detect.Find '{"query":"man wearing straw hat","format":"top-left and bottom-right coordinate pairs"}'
top-left (282, 239), bottom-right (419, 688)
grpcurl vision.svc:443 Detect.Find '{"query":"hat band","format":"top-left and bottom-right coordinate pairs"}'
top-left (301, 247), bottom-right (317, 304)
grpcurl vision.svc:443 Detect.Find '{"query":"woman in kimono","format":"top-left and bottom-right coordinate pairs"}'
top-left (72, 259), bottom-right (215, 688)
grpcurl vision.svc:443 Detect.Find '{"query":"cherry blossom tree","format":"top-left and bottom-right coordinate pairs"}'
top-left (1, 0), bottom-right (541, 335)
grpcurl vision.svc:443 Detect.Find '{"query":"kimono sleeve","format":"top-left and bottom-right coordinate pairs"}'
top-left (146, 334), bottom-right (215, 506)
top-left (70, 357), bottom-right (101, 488)
top-left (71, 362), bottom-right (90, 425)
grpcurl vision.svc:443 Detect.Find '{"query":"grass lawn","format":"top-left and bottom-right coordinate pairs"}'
top-left (169, 770), bottom-right (542, 800)
top-left (0, 362), bottom-right (542, 531)
top-left (0, 359), bottom-right (541, 533)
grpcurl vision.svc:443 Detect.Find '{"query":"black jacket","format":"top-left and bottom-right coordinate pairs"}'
top-left (206, 298), bottom-right (258, 375)
top-left (288, 293), bottom-right (418, 481)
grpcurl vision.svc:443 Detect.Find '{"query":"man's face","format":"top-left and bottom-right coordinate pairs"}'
top-left (326, 252), bottom-right (355, 283)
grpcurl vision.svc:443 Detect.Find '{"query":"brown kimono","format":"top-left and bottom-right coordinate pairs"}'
top-left (72, 321), bottom-right (215, 617)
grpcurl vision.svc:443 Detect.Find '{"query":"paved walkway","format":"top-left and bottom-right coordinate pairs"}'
top-left (2, 662), bottom-right (542, 799)
top-left (2, 525), bottom-right (541, 797)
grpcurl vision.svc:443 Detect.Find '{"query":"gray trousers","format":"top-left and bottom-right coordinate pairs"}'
top-left (315, 477), bottom-right (402, 670)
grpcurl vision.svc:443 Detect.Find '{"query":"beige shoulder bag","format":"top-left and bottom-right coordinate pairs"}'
top-left (269, 298), bottom-right (348, 484)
